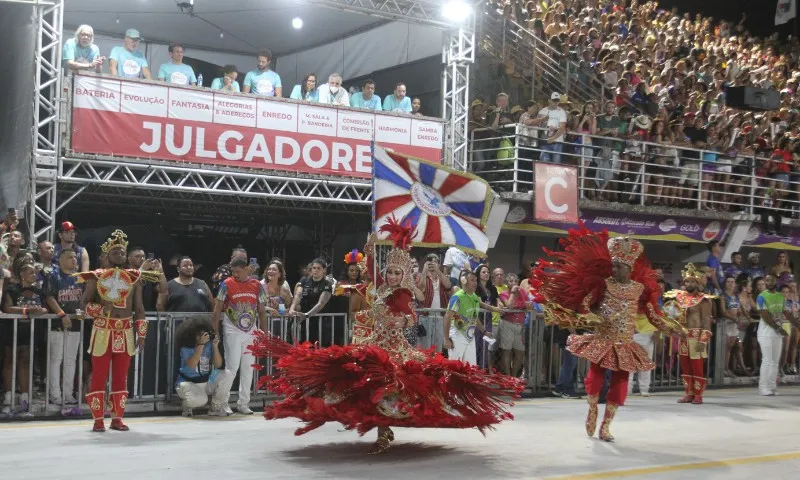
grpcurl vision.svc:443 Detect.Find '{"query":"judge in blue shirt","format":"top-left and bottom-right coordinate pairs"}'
top-left (289, 73), bottom-right (319, 102)
top-left (62, 24), bottom-right (104, 73)
top-left (210, 65), bottom-right (241, 92)
top-left (382, 82), bottom-right (412, 113)
top-left (109, 28), bottom-right (151, 79)
top-left (349, 79), bottom-right (382, 110)
top-left (243, 49), bottom-right (282, 97)
top-left (157, 43), bottom-right (197, 86)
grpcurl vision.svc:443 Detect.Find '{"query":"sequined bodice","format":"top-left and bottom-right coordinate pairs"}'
top-left (595, 278), bottom-right (643, 344)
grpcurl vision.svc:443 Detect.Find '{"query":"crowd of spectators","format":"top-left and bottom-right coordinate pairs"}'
top-left (62, 25), bottom-right (426, 115)
top-left (0, 210), bottom-right (799, 415)
top-left (474, 0), bottom-right (800, 227)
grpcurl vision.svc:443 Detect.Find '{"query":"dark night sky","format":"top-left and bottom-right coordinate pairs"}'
top-left (656, 0), bottom-right (794, 39)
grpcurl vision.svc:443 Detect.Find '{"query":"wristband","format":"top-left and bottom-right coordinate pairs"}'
top-left (57, 311), bottom-right (66, 318)
top-left (135, 319), bottom-right (148, 339)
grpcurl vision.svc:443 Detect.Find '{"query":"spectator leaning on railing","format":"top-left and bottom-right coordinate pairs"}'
top-left (109, 29), bottom-right (151, 80)
top-left (44, 248), bottom-right (84, 406)
top-left (210, 65), bottom-right (241, 92)
top-left (175, 318), bottom-right (234, 417)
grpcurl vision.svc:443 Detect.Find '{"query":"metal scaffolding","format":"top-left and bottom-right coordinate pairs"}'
top-left (25, 0), bottom-right (63, 243)
top-left (442, 16), bottom-right (475, 171)
top-left (24, 0), bottom-right (474, 239)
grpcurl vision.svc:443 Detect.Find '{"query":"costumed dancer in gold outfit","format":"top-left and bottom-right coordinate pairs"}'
top-left (77, 230), bottom-right (159, 432)
top-left (531, 227), bottom-right (686, 442)
top-left (663, 263), bottom-right (715, 404)
top-left (249, 217), bottom-right (524, 454)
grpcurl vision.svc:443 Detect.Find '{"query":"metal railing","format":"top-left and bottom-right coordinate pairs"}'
top-left (468, 124), bottom-right (796, 218)
top-left (478, 11), bottom-right (607, 105)
top-left (0, 307), bottom-right (761, 420)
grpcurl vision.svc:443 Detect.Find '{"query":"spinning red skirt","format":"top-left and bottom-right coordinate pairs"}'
top-left (249, 331), bottom-right (524, 436)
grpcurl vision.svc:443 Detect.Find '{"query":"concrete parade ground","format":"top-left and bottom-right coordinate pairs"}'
top-left (1, 387), bottom-right (799, 480)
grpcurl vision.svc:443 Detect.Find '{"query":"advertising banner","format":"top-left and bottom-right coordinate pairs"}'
top-left (504, 203), bottom-right (730, 243)
top-left (70, 75), bottom-right (444, 179)
top-left (742, 225), bottom-right (800, 250)
top-left (534, 164), bottom-right (578, 224)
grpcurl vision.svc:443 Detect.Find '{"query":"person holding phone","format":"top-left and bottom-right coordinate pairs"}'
top-left (174, 318), bottom-right (234, 417)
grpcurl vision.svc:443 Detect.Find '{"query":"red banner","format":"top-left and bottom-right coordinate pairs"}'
top-left (534, 163), bottom-right (579, 223)
top-left (70, 75), bottom-right (444, 179)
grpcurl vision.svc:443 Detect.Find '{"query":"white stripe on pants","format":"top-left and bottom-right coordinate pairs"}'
top-left (223, 324), bottom-right (255, 407)
top-left (628, 332), bottom-right (654, 394)
top-left (177, 369), bottom-right (235, 408)
top-left (48, 330), bottom-right (81, 399)
top-left (448, 326), bottom-right (476, 365)
top-left (758, 326), bottom-right (783, 394)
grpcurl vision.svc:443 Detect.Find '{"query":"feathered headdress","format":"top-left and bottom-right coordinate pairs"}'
top-left (378, 215), bottom-right (417, 280)
top-left (343, 249), bottom-right (364, 265)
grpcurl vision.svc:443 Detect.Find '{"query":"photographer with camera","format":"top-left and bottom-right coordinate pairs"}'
top-left (175, 318), bottom-right (234, 417)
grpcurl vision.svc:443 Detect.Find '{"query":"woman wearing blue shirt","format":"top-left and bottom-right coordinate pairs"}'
top-left (210, 65), bottom-right (241, 93)
top-left (289, 73), bottom-right (319, 102)
top-left (175, 318), bottom-right (234, 417)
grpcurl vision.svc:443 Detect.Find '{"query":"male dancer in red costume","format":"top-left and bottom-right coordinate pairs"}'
top-left (78, 230), bottom-right (155, 432)
top-left (663, 263), bottom-right (715, 404)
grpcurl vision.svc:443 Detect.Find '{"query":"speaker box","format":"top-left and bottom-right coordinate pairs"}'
top-left (725, 86), bottom-right (780, 111)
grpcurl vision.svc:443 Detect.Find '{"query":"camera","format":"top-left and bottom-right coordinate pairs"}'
top-left (207, 331), bottom-right (216, 340)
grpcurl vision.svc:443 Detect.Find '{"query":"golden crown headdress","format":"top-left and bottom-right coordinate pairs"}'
top-left (101, 229), bottom-right (129, 253)
top-left (378, 216), bottom-right (417, 288)
top-left (681, 263), bottom-right (704, 282)
top-left (607, 236), bottom-right (644, 266)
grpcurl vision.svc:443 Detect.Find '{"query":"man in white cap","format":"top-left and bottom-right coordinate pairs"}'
top-left (109, 28), bottom-right (151, 79)
top-left (536, 92), bottom-right (567, 163)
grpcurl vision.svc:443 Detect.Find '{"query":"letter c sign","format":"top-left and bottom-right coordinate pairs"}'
top-left (534, 164), bottom-right (578, 223)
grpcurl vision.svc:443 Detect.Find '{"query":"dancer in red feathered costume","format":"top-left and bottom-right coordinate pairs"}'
top-left (249, 217), bottom-right (524, 454)
top-left (530, 225), bottom-right (686, 442)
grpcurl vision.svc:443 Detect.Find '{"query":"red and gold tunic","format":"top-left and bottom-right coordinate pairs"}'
top-left (75, 268), bottom-right (156, 357)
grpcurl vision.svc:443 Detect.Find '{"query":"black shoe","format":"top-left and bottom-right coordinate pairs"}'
top-left (561, 391), bottom-right (582, 399)
top-left (551, 389), bottom-right (564, 398)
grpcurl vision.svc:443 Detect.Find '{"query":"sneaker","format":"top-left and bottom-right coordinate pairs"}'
top-left (2, 391), bottom-right (11, 406)
top-left (641, 392), bottom-right (651, 397)
top-left (223, 404), bottom-right (234, 415)
top-left (181, 407), bottom-right (193, 418)
top-left (237, 405), bottom-right (254, 415)
top-left (63, 395), bottom-right (78, 405)
top-left (208, 404), bottom-right (228, 417)
top-left (19, 393), bottom-right (29, 412)
top-left (550, 389), bottom-right (563, 398)
top-left (49, 395), bottom-right (63, 405)
top-left (561, 391), bottom-right (582, 399)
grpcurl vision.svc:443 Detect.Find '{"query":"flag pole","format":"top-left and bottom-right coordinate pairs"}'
top-left (370, 142), bottom-right (378, 286)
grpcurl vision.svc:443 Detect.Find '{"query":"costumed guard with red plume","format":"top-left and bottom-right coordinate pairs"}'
top-left (530, 226), bottom-right (686, 442)
top-left (249, 217), bottom-right (524, 454)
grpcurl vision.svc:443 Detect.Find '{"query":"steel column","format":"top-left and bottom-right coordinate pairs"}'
top-left (442, 15), bottom-right (475, 171)
top-left (28, 0), bottom-right (63, 244)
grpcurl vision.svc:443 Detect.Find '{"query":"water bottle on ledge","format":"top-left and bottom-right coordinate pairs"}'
top-left (197, 73), bottom-right (203, 87)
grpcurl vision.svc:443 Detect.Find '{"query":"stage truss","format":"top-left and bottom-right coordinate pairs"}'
top-left (25, 0), bottom-right (474, 242)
